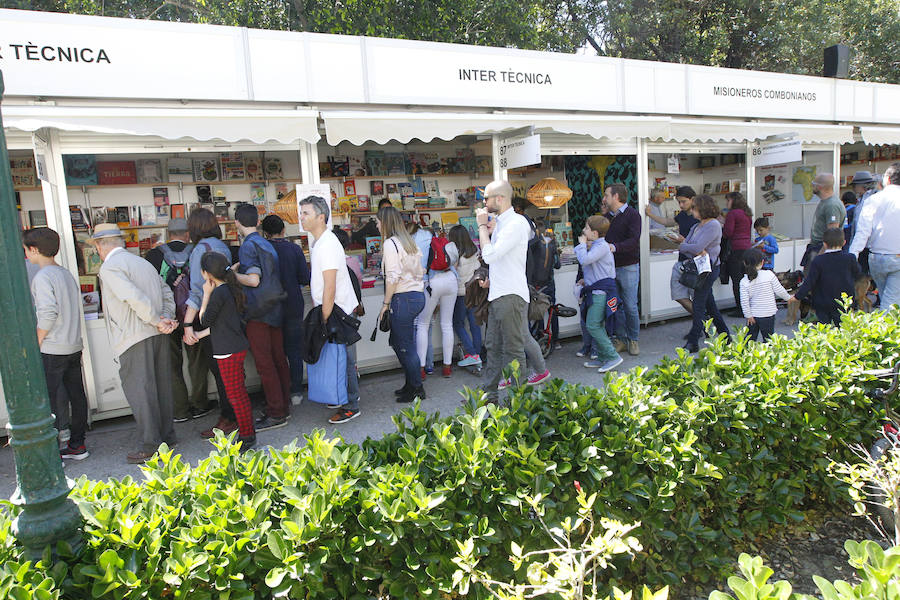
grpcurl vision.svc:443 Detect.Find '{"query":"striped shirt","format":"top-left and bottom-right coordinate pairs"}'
top-left (739, 270), bottom-right (791, 318)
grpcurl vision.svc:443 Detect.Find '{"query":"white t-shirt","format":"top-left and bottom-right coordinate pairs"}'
top-left (310, 229), bottom-right (359, 315)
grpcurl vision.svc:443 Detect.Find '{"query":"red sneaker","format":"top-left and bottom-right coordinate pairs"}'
top-left (442, 365), bottom-right (452, 378)
top-left (526, 370), bottom-right (551, 386)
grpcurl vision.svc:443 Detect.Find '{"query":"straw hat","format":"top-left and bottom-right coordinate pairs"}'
top-left (87, 223), bottom-right (124, 244)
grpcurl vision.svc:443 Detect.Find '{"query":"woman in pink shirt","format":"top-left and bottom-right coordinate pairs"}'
top-left (723, 191), bottom-right (753, 314)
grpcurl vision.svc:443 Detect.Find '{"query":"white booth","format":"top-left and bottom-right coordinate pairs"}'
top-left (2, 8), bottom-right (899, 427)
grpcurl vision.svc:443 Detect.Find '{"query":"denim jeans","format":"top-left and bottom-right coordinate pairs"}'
top-left (391, 291), bottom-right (426, 389)
top-left (747, 315), bottom-right (775, 342)
top-left (686, 264), bottom-right (730, 346)
top-left (870, 253), bottom-right (900, 310)
top-left (281, 313), bottom-right (304, 395)
top-left (579, 306), bottom-right (599, 355)
top-left (345, 342), bottom-right (360, 410)
top-left (585, 293), bottom-right (619, 362)
top-left (615, 263), bottom-right (640, 341)
top-left (453, 295), bottom-right (482, 357)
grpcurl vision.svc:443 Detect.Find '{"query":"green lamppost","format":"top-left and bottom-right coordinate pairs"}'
top-left (0, 71), bottom-right (83, 557)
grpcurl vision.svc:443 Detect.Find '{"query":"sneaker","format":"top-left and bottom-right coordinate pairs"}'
top-left (575, 350), bottom-right (588, 358)
top-left (191, 404), bottom-right (216, 419)
top-left (612, 339), bottom-right (626, 353)
top-left (290, 393), bottom-right (304, 406)
top-left (554, 343), bottom-right (563, 350)
top-left (497, 378), bottom-right (511, 391)
top-left (628, 340), bottom-right (640, 356)
top-left (458, 354), bottom-right (482, 367)
top-left (398, 386), bottom-right (426, 403)
top-left (394, 383), bottom-right (411, 396)
top-left (527, 370), bottom-right (551, 386)
top-left (584, 360), bottom-right (605, 368)
top-left (200, 418), bottom-right (237, 439)
top-left (597, 356), bottom-right (624, 373)
top-left (326, 402), bottom-right (343, 409)
top-left (442, 365), bottom-right (452, 378)
top-left (173, 415), bottom-right (190, 423)
top-left (420, 367), bottom-right (427, 381)
top-left (424, 365), bottom-right (434, 375)
top-left (329, 408), bottom-right (360, 424)
top-left (255, 415), bottom-right (288, 431)
top-left (60, 444), bottom-right (89, 460)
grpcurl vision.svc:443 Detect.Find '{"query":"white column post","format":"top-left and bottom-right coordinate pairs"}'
top-left (636, 137), bottom-right (651, 323)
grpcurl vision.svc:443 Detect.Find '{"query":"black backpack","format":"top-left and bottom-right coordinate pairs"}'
top-left (527, 233), bottom-right (558, 287)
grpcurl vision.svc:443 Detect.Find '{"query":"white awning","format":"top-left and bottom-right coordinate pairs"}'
top-left (321, 111), bottom-right (672, 145)
top-left (665, 119), bottom-right (854, 144)
top-left (860, 126), bottom-right (900, 146)
top-left (1, 106), bottom-right (320, 144)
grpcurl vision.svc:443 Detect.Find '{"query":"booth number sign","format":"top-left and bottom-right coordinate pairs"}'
top-left (752, 140), bottom-right (802, 168)
top-left (498, 134), bottom-right (541, 170)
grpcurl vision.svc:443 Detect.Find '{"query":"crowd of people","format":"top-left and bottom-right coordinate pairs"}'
top-left (22, 163), bottom-right (900, 463)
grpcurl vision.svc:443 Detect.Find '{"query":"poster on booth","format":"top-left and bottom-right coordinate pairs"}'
top-left (295, 184), bottom-right (333, 233)
top-left (758, 164), bottom-right (789, 205)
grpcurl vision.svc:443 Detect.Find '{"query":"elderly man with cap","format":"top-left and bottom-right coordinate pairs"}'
top-left (92, 224), bottom-right (179, 463)
top-left (145, 218), bottom-right (215, 423)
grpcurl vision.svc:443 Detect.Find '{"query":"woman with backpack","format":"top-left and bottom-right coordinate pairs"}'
top-left (416, 226), bottom-right (458, 378)
top-left (446, 225), bottom-right (482, 368)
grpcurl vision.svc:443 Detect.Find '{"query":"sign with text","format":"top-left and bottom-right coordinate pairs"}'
top-left (752, 140), bottom-right (802, 167)
top-left (498, 134), bottom-right (541, 170)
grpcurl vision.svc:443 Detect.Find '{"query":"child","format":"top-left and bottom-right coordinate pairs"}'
top-left (751, 218), bottom-right (779, 270)
top-left (195, 252), bottom-right (256, 449)
top-left (23, 227), bottom-right (90, 460)
top-left (739, 248), bottom-right (791, 342)
top-left (791, 228), bottom-right (861, 327)
top-left (574, 215), bottom-right (623, 373)
top-left (446, 225), bottom-right (482, 368)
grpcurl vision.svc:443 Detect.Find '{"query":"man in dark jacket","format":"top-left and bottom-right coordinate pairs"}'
top-left (603, 183), bottom-right (642, 356)
top-left (145, 218), bottom-right (214, 422)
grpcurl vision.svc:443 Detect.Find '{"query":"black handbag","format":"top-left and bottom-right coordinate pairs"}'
top-left (678, 258), bottom-right (709, 290)
top-left (379, 309), bottom-right (391, 332)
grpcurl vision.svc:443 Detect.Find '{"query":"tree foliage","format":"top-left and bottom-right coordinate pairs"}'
top-left (2, 0), bottom-right (898, 83)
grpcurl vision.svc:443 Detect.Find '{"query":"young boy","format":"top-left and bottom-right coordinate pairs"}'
top-left (23, 227), bottom-right (90, 459)
top-left (790, 228), bottom-right (861, 327)
top-left (751, 217), bottom-right (779, 270)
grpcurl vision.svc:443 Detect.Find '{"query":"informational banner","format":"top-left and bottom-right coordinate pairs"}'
top-left (752, 140), bottom-right (802, 168)
top-left (498, 133), bottom-right (541, 170)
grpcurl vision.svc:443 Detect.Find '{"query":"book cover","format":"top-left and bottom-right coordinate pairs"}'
top-left (475, 156), bottom-right (492, 175)
top-left (398, 182), bottom-right (415, 198)
top-left (166, 157), bottom-right (194, 183)
top-left (365, 150), bottom-right (385, 176)
top-left (82, 244), bottom-right (102, 275)
top-left (193, 158), bottom-right (219, 182)
top-left (170, 204), bottom-right (185, 220)
top-left (223, 222), bottom-right (238, 241)
top-left (385, 182), bottom-right (399, 195)
top-left (250, 182), bottom-right (266, 204)
top-left (459, 216), bottom-right (478, 239)
top-left (63, 155), bottom-right (98, 186)
top-left (136, 159), bottom-right (164, 184)
top-left (329, 155), bottom-right (349, 177)
top-left (139, 204), bottom-right (156, 226)
top-left (440, 211), bottom-right (459, 226)
top-left (196, 185), bottom-right (212, 203)
top-left (365, 236), bottom-right (381, 255)
top-left (245, 157), bottom-right (264, 181)
top-left (220, 152), bottom-right (245, 180)
top-left (425, 179), bottom-right (440, 197)
top-left (123, 229), bottom-right (139, 248)
top-left (384, 152), bottom-right (407, 175)
top-left (114, 206), bottom-right (130, 226)
top-left (423, 152), bottom-right (442, 174)
top-left (274, 182), bottom-right (289, 199)
top-left (264, 158), bottom-right (283, 180)
top-left (370, 180), bottom-right (385, 199)
top-left (152, 187), bottom-right (169, 206)
top-left (214, 202), bottom-right (229, 221)
top-left (79, 274), bottom-right (98, 293)
top-left (457, 148), bottom-right (476, 172)
top-left (343, 179), bottom-right (357, 197)
top-left (10, 156), bottom-right (36, 187)
top-left (69, 206), bottom-right (89, 230)
top-left (408, 152), bottom-right (428, 175)
top-left (81, 291), bottom-right (100, 318)
top-left (156, 205), bottom-right (170, 223)
top-left (97, 160), bottom-right (137, 185)
top-left (91, 207), bottom-right (108, 227)
top-left (318, 161), bottom-right (333, 178)
top-left (553, 222), bottom-right (572, 247)
top-left (349, 156), bottom-right (366, 177)
top-left (356, 195), bottom-right (370, 212)
top-left (703, 183), bottom-right (712, 194)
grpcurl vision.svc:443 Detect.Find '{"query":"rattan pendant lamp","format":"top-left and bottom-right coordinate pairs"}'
top-left (526, 177), bottom-right (573, 209)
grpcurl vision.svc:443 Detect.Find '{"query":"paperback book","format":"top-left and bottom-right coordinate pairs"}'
top-left (193, 158), bottom-right (220, 182)
top-left (166, 157), bottom-right (193, 183)
top-left (365, 150), bottom-right (386, 176)
top-left (220, 152), bottom-right (245, 180)
top-left (63, 155), bottom-right (98, 186)
top-left (245, 157), bottom-right (264, 181)
top-left (264, 158), bottom-right (283, 180)
top-left (97, 161), bottom-right (137, 185)
top-left (153, 187), bottom-right (169, 206)
top-left (136, 159), bottom-right (164, 184)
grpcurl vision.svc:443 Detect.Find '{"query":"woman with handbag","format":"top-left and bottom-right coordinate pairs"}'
top-left (722, 191), bottom-right (753, 316)
top-left (377, 206), bottom-right (427, 403)
top-left (672, 195), bottom-right (731, 353)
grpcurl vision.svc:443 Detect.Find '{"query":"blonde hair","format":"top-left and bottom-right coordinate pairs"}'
top-left (378, 206), bottom-right (418, 254)
top-left (586, 215), bottom-right (610, 236)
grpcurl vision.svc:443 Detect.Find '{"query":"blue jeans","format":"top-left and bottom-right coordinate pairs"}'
top-left (870, 253), bottom-right (900, 310)
top-left (282, 313), bottom-right (304, 395)
top-left (345, 342), bottom-right (359, 410)
top-left (615, 263), bottom-right (640, 341)
top-left (391, 291), bottom-right (426, 388)
top-left (579, 305), bottom-right (599, 355)
top-left (452, 295), bottom-right (482, 356)
top-left (686, 264), bottom-right (730, 346)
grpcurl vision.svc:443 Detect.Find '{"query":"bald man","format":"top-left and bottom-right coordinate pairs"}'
top-left (802, 173), bottom-right (845, 272)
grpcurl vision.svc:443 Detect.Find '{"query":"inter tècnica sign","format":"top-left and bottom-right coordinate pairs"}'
top-left (498, 134), bottom-right (541, 170)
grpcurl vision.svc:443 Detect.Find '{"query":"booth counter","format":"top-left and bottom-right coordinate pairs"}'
top-left (2, 8), bottom-right (900, 428)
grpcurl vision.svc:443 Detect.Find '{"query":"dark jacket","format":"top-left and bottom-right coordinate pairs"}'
top-left (605, 205), bottom-right (642, 267)
top-left (464, 264), bottom-right (491, 325)
top-left (302, 304), bottom-right (362, 364)
top-left (794, 250), bottom-right (861, 313)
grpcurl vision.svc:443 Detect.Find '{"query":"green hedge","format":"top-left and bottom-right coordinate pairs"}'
top-left (1, 308), bottom-right (899, 599)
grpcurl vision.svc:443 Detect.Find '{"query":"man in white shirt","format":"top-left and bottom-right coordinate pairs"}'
top-left (644, 189), bottom-right (679, 231)
top-left (849, 163), bottom-right (900, 309)
top-left (476, 180), bottom-right (550, 401)
top-left (299, 195), bottom-right (361, 424)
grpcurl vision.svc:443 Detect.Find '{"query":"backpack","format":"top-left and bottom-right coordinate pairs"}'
top-left (427, 235), bottom-right (451, 271)
top-left (527, 234), bottom-right (557, 287)
top-left (159, 243), bottom-right (195, 324)
top-left (244, 240), bottom-right (287, 321)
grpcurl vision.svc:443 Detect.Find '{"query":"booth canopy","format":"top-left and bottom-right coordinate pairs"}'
top-left (664, 119), bottom-right (854, 145)
top-left (321, 111), bottom-right (672, 146)
top-left (1, 106), bottom-right (321, 145)
top-left (860, 126), bottom-right (900, 146)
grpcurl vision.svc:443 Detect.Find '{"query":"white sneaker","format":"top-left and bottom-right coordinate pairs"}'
top-left (58, 428), bottom-right (70, 444)
top-left (291, 393), bottom-right (303, 406)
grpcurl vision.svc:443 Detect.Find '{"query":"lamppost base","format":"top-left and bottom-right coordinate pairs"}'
top-left (11, 490), bottom-right (84, 560)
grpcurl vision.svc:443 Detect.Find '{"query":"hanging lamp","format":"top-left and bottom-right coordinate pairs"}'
top-left (527, 177), bottom-right (573, 209)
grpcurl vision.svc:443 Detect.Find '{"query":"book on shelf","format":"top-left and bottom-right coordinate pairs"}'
top-left (250, 182), bottom-right (266, 204)
top-left (156, 205), bottom-right (170, 224)
top-left (457, 148), bottom-right (476, 172)
top-left (370, 180), bottom-right (384, 199)
top-left (459, 216), bottom-right (478, 240)
top-left (193, 158), bottom-right (220, 182)
top-left (342, 179), bottom-right (357, 197)
top-left (69, 206), bottom-right (90, 230)
top-left (423, 152), bottom-right (442, 174)
top-left (170, 204), bottom-right (185, 220)
top-left (223, 222), bottom-right (239, 241)
top-left (425, 179), bottom-right (440, 197)
top-left (245, 157), bottom-right (264, 181)
top-left (365, 236), bottom-right (381, 255)
top-left (10, 156), bottom-right (36, 187)
top-left (63, 155), bottom-right (98, 186)
top-left (385, 182), bottom-right (399, 195)
top-left (440, 212), bottom-right (459, 226)
top-left (397, 182), bottom-right (414, 198)
top-left (97, 160), bottom-right (137, 185)
top-left (136, 159), bottom-right (164, 184)
top-left (166, 157), bottom-right (194, 182)
top-left (553, 222), bottom-right (572, 247)
top-left (349, 156), bottom-right (366, 177)
top-left (81, 290), bottom-right (100, 319)
top-left (264, 158), bottom-right (283, 179)
top-left (196, 185), bottom-right (212, 203)
top-left (328, 155), bottom-right (349, 177)
top-left (81, 243), bottom-right (102, 275)
top-left (79, 274), bottom-right (98, 293)
top-left (408, 152), bottom-right (428, 175)
top-left (356, 195), bottom-right (370, 212)
top-left (384, 152), bottom-right (406, 175)
top-left (220, 152), bottom-right (245, 180)
top-left (138, 204), bottom-right (157, 226)
top-left (91, 207), bottom-right (109, 227)
top-left (274, 182), bottom-right (289, 199)
top-left (365, 150), bottom-right (385, 176)
top-left (152, 187), bottom-right (169, 206)
top-left (213, 186), bottom-right (227, 200)
top-left (123, 229), bottom-right (139, 248)
top-left (389, 195), bottom-right (402, 209)
top-left (702, 183), bottom-right (712, 194)
top-left (138, 230), bottom-right (163, 255)
top-left (475, 156), bottom-right (492, 175)
top-left (318, 161), bottom-right (333, 178)
top-left (214, 202), bottom-right (229, 221)
top-left (114, 206), bottom-right (130, 227)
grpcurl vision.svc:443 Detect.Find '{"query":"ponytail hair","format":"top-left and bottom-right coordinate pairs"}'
top-left (200, 251), bottom-right (246, 314)
top-left (742, 248), bottom-right (764, 281)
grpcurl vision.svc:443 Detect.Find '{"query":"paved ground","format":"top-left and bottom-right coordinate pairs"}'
top-left (0, 309), bottom-right (799, 497)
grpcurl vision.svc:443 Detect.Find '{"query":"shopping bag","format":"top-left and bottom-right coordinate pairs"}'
top-left (307, 342), bottom-right (348, 407)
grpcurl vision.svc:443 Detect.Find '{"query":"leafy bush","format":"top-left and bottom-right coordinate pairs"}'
top-left (1, 308), bottom-right (899, 599)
